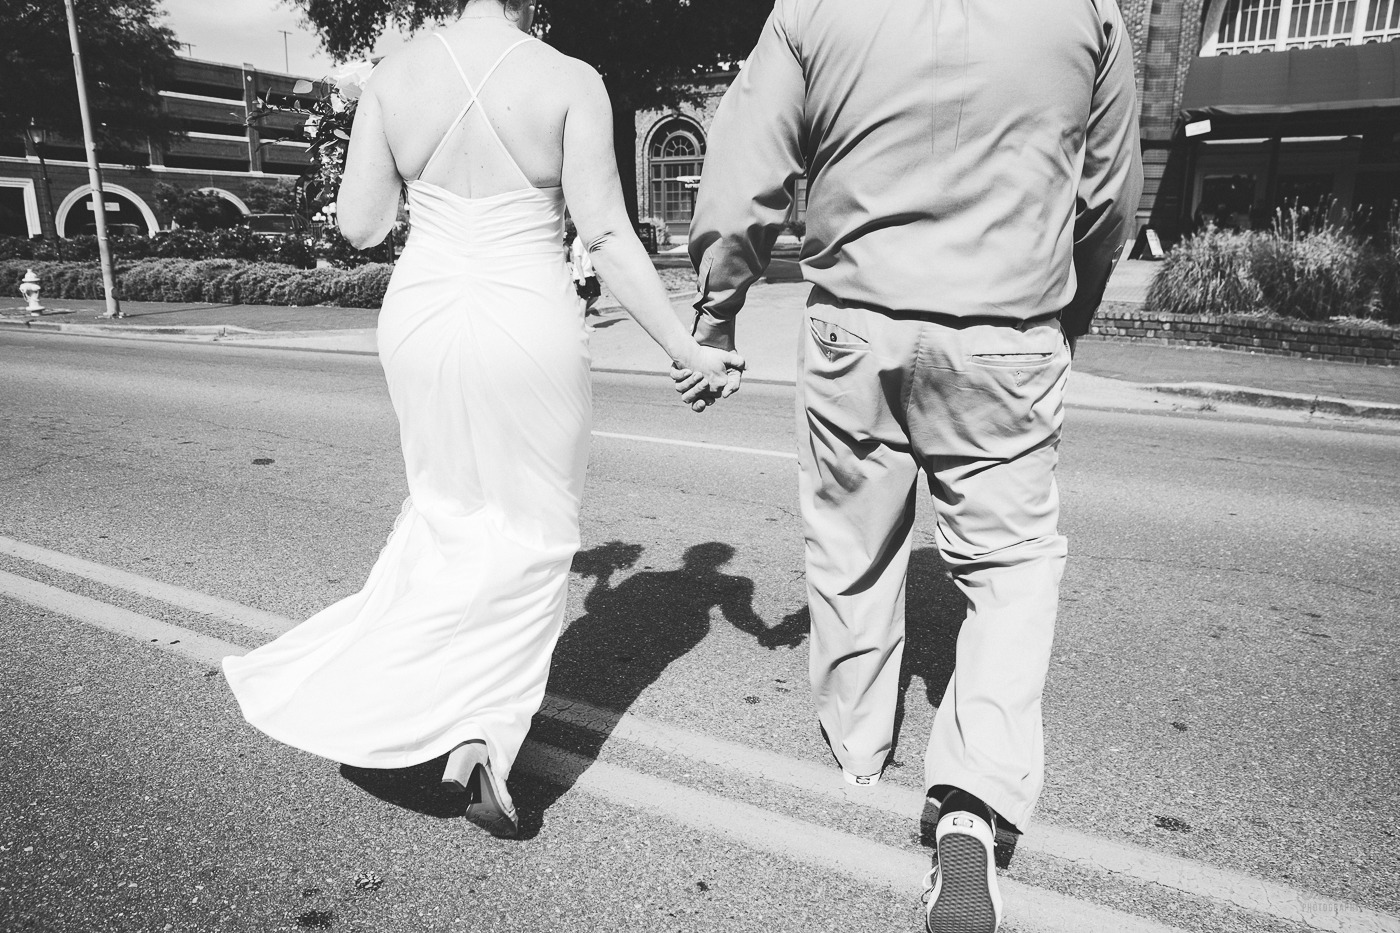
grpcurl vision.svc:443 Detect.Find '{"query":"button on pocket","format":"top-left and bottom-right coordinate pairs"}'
top-left (810, 317), bottom-right (869, 349)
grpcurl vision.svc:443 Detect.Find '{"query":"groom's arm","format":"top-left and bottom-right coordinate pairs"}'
top-left (1059, 0), bottom-right (1143, 341)
top-left (687, 0), bottom-right (807, 351)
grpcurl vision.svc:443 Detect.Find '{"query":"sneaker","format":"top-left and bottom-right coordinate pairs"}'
top-left (922, 808), bottom-right (1002, 933)
top-left (842, 770), bottom-right (882, 787)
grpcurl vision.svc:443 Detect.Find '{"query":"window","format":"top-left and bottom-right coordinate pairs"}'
top-left (1207, 0), bottom-right (1395, 52)
top-left (1286, 0), bottom-right (1356, 46)
top-left (1216, 0), bottom-right (1284, 51)
top-left (0, 188), bottom-right (30, 237)
top-left (647, 121), bottom-right (705, 231)
top-left (1364, 0), bottom-right (1400, 40)
top-left (1200, 174), bottom-right (1259, 229)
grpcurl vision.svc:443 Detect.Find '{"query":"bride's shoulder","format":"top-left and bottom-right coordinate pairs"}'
top-left (555, 54), bottom-right (607, 99)
top-left (362, 32), bottom-right (442, 88)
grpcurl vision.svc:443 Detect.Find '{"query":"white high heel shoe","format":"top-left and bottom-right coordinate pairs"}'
top-left (441, 740), bottom-right (519, 837)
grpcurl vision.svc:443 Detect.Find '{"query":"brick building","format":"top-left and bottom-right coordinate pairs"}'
top-left (0, 57), bottom-right (319, 240)
top-left (634, 0), bottom-right (1400, 247)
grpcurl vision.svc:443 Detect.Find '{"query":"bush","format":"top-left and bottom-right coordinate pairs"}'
top-left (1146, 207), bottom-right (1398, 327)
top-left (637, 216), bottom-right (670, 249)
top-left (152, 183), bottom-right (244, 232)
top-left (1250, 224), bottom-right (1372, 322)
top-left (1146, 227), bottom-right (1262, 317)
top-left (0, 230), bottom-right (314, 267)
top-left (1369, 210), bottom-right (1400, 327)
top-left (0, 258), bottom-right (392, 309)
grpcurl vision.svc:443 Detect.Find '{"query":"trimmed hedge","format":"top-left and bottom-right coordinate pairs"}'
top-left (0, 228), bottom-right (395, 269)
top-left (1, 259), bottom-right (393, 309)
top-left (0, 230), bottom-right (315, 266)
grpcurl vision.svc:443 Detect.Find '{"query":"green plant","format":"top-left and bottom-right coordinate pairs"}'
top-left (0, 258), bottom-right (392, 309)
top-left (0, 231), bottom-right (314, 267)
top-left (243, 180), bottom-right (298, 215)
top-left (1369, 207), bottom-right (1400, 327)
top-left (1146, 205), bottom-right (1399, 326)
top-left (1145, 227), bottom-right (1262, 317)
top-left (152, 183), bottom-right (244, 231)
top-left (637, 216), bottom-right (670, 249)
top-left (1249, 206), bottom-right (1374, 322)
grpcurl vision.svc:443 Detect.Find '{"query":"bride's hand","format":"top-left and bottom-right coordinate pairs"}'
top-left (672, 344), bottom-right (745, 412)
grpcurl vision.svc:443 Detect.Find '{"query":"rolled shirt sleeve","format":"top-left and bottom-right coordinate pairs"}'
top-left (687, 0), bottom-right (807, 351)
top-left (1060, 0), bottom-right (1144, 339)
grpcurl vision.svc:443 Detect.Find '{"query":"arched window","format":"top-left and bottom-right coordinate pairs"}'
top-left (56, 184), bottom-right (158, 238)
top-left (1206, 0), bottom-right (1400, 53)
top-left (647, 120), bottom-right (706, 234)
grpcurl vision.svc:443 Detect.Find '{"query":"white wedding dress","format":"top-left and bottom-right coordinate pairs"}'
top-left (222, 35), bottom-right (589, 816)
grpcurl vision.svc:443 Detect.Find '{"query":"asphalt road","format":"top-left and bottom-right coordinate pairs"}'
top-left (1, 331), bottom-right (1397, 933)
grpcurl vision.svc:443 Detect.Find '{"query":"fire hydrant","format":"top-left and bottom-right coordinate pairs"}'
top-left (18, 269), bottom-right (44, 315)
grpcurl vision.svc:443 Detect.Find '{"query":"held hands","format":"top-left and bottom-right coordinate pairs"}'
top-left (671, 343), bottom-right (745, 413)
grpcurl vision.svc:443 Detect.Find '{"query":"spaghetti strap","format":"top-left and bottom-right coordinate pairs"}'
top-left (417, 33), bottom-right (537, 184)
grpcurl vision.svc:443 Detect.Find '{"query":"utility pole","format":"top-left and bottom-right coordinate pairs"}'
top-left (63, 0), bottom-right (121, 318)
top-left (279, 30), bottom-right (292, 72)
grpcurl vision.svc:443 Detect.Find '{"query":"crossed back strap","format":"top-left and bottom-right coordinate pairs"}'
top-left (415, 33), bottom-right (536, 186)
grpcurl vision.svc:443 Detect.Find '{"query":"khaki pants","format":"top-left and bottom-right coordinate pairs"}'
top-left (797, 289), bottom-right (1070, 830)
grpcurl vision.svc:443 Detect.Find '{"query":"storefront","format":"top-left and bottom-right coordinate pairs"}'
top-left (1174, 20), bottom-right (1400, 233)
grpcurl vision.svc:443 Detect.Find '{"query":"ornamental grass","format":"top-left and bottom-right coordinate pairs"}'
top-left (1146, 205), bottom-right (1400, 327)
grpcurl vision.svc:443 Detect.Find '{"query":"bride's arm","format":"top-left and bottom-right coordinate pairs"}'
top-left (561, 64), bottom-right (742, 394)
top-left (337, 88), bottom-right (402, 249)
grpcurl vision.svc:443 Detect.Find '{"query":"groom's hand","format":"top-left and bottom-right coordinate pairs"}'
top-left (674, 318), bottom-right (741, 412)
top-left (672, 366), bottom-right (742, 412)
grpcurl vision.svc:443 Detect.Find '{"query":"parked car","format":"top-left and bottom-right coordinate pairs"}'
top-left (242, 213), bottom-right (307, 237)
top-left (107, 224), bottom-right (146, 237)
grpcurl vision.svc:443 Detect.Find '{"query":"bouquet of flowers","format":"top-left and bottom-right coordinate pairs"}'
top-left (247, 60), bottom-right (387, 263)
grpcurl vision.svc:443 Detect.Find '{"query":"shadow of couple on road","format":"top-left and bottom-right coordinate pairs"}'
top-left (340, 541), bottom-right (965, 836)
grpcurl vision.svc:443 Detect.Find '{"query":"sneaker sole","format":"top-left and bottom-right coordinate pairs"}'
top-left (927, 833), bottom-right (997, 933)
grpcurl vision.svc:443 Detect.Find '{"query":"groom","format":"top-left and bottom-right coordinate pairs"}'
top-left (677, 0), bottom-right (1142, 929)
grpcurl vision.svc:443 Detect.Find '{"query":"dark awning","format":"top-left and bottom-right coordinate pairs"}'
top-left (1179, 42), bottom-right (1400, 137)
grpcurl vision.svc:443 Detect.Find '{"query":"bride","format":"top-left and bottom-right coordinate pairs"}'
top-left (222, 0), bottom-right (743, 837)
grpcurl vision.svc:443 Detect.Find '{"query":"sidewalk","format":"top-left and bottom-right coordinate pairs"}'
top-left (3, 266), bottom-right (1397, 418)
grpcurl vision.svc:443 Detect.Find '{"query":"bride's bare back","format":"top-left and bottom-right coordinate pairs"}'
top-left (335, 12), bottom-right (743, 402)
top-left (372, 23), bottom-right (570, 197)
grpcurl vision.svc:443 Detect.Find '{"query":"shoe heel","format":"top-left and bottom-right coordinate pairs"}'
top-left (928, 833), bottom-right (997, 933)
top-left (442, 741), bottom-right (488, 798)
top-left (443, 740), bottom-right (519, 838)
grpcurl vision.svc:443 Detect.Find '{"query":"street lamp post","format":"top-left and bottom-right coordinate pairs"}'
top-left (63, 0), bottom-right (122, 319)
top-left (27, 123), bottom-right (57, 243)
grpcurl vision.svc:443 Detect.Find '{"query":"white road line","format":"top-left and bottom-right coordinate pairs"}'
top-left (0, 576), bottom-right (1182, 933)
top-left (0, 570), bottom-right (236, 667)
top-left (539, 696), bottom-right (1400, 933)
top-left (5, 539), bottom-right (1398, 933)
top-left (518, 743), bottom-right (1190, 933)
top-left (591, 430), bottom-right (798, 460)
top-left (0, 536), bottom-right (288, 635)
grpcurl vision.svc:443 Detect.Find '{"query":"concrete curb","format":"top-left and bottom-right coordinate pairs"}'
top-left (1149, 381), bottom-right (1400, 420)
top-left (0, 317), bottom-right (265, 338)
